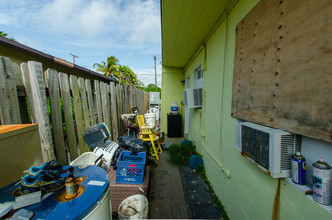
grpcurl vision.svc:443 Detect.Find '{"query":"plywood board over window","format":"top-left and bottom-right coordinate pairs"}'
top-left (232, 0), bottom-right (332, 143)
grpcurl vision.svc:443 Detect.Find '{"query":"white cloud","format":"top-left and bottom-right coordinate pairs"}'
top-left (0, 0), bottom-right (160, 46)
top-left (134, 64), bottom-right (162, 87)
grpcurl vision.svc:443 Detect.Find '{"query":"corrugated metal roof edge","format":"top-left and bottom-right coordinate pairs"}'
top-left (0, 36), bottom-right (117, 83)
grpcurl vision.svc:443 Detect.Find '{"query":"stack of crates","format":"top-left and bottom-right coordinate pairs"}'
top-left (116, 151), bottom-right (146, 184)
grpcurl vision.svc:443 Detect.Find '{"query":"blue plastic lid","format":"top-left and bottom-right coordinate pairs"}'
top-left (0, 165), bottom-right (109, 220)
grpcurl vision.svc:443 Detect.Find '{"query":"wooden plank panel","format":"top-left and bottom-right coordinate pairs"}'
top-left (45, 69), bottom-right (67, 165)
top-left (0, 56), bottom-right (21, 124)
top-left (116, 85), bottom-right (122, 132)
top-left (124, 85), bottom-right (129, 113)
top-left (21, 63), bottom-right (36, 123)
top-left (110, 82), bottom-right (118, 141)
top-left (232, 0), bottom-right (332, 142)
top-left (100, 82), bottom-right (111, 131)
top-left (85, 79), bottom-right (96, 126)
top-left (94, 80), bottom-right (103, 123)
top-left (106, 83), bottom-right (111, 132)
top-left (137, 88), bottom-right (145, 114)
top-left (27, 61), bottom-right (55, 162)
top-left (70, 75), bottom-right (86, 155)
top-left (78, 77), bottom-right (91, 129)
top-left (59, 72), bottom-right (78, 161)
top-left (13, 63), bottom-right (23, 86)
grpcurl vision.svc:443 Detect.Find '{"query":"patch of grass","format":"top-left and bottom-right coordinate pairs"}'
top-left (167, 141), bottom-right (197, 166)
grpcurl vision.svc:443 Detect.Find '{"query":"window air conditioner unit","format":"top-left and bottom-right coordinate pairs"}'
top-left (183, 90), bottom-right (188, 107)
top-left (185, 88), bottom-right (202, 108)
top-left (240, 122), bottom-right (302, 178)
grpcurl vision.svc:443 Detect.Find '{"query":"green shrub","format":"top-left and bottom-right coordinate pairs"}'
top-left (167, 140), bottom-right (197, 166)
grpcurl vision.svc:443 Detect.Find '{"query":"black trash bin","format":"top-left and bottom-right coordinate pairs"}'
top-left (167, 113), bottom-right (182, 137)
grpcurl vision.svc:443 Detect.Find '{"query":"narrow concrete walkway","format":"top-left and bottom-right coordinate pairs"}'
top-left (180, 165), bottom-right (223, 219)
top-left (148, 151), bottom-right (189, 218)
top-left (148, 137), bottom-right (225, 219)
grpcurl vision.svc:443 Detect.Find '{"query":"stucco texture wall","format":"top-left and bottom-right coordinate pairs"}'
top-left (160, 67), bottom-right (184, 134)
top-left (184, 0), bottom-right (331, 219)
top-left (183, 51), bottom-right (204, 155)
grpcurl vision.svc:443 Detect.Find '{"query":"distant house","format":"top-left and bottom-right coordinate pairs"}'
top-left (160, 0), bottom-right (332, 219)
top-left (0, 36), bottom-right (116, 83)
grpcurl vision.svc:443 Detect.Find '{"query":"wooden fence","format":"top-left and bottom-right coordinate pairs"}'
top-left (0, 56), bottom-right (149, 165)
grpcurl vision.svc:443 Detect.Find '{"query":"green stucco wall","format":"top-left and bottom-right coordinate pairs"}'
top-left (160, 67), bottom-right (184, 134)
top-left (183, 51), bottom-right (204, 154)
top-left (162, 0), bottom-right (332, 219)
top-left (203, 0), bottom-right (331, 219)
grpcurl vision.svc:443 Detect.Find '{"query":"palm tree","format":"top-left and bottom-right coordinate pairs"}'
top-left (118, 65), bottom-right (138, 86)
top-left (93, 56), bottom-right (119, 78)
top-left (0, 31), bottom-right (15, 41)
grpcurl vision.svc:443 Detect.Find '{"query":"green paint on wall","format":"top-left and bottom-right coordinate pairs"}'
top-left (162, 0), bottom-right (332, 219)
top-left (160, 67), bottom-right (184, 134)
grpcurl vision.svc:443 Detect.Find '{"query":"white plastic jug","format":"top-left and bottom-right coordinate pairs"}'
top-left (171, 102), bottom-right (179, 114)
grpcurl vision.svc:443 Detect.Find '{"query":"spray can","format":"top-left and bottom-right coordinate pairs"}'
top-left (65, 177), bottom-right (76, 199)
top-left (313, 157), bottom-right (331, 205)
top-left (291, 152), bottom-right (306, 185)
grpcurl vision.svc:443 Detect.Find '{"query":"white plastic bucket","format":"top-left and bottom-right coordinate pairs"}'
top-left (144, 113), bottom-right (156, 127)
top-left (118, 195), bottom-right (148, 219)
top-left (70, 152), bottom-right (100, 166)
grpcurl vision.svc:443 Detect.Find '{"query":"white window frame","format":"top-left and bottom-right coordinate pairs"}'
top-left (194, 64), bottom-right (203, 89)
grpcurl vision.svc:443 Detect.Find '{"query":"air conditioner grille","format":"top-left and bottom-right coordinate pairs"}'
top-left (280, 135), bottom-right (302, 170)
top-left (193, 88), bottom-right (202, 106)
top-left (241, 125), bottom-right (269, 170)
top-left (183, 90), bottom-right (188, 107)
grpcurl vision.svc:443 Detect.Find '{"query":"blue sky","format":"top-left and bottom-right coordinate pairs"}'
top-left (0, 0), bottom-right (162, 87)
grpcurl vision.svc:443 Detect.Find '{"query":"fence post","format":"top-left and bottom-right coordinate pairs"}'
top-left (0, 56), bottom-right (21, 124)
top-left (27, 61), bottom-right (55, 162)
top-left (85, 79), bottom-right (96, 126)
top-left (78, 77), bottom-right (91, 130)
top-left (70, 75), bottom-right (87, 155)
top-left (94, 80), bottom-right (103, 124)
top-left (59, 72), bottom-right (79, 161)
top-left (45, 68), bottom-right (67, 165)
top-left (110, 82), bottom-right (118, 141)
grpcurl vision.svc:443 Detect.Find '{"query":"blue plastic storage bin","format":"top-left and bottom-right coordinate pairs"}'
top-left (116, 151), bottom-right (146, 184)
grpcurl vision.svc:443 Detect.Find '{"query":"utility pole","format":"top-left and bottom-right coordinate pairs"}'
top-left (70, 53), bottom-right (79, 65)
top-left (154, 55), bottom-right (157, 86)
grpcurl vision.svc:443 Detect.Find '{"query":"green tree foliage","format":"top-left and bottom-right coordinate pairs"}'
top-left (93, 56), bottom-right (162, 95)
top-left (118, 65), bottom-right (139, 86)
top-left (144, 83), bottom-right (161, 93)
top-left (93, 56), bottom-right (119, 78)
top-left (0, 31), bottom-right (15, 41)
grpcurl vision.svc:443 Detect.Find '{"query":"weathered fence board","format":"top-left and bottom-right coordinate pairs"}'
top-left (124, 85), bottom-right (129, 113)
top-left (110, 82), bottom-right (118, 140)
top-left (100, 82), bottom-right (111, 131)
top-left (27, 61), bottom-right (55, 162)
top-left (0, 56), bottom-right (21, 124)
top-left (59, 72), bottom-right (78, 161)
top-left (116, 85), bottom-right (122, 130)
top-left (13, 63), bottom-right (23, 86)
top-left (70, 75), bottom-right (87, 155)
top-left (78, 77), bottom-right (91, 130)
top-left (94, 80), bottom-right (103, 124)
top-left (1, 56), bottom-right (151, 164)
top-left (85, 79), bottom-right (96, 126)
top-left (45, 69), bottom-right (67, 165)
top-left (20, 63), bottom-right (36, 123)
